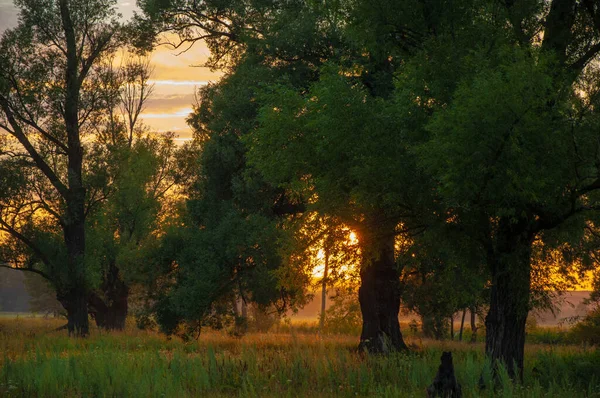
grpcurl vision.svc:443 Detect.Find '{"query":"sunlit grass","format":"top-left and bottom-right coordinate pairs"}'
top-left (0, 318), bottom-right (599, 397)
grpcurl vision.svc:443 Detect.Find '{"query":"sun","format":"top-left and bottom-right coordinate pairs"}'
top-left (311, 230), bottom-right (359, 279)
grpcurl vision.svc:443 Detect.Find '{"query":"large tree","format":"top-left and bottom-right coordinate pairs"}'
top-left (0, 0), bottom-right (121, 335)
top-left (134, 0), bottom-right (344, 336)
top-left (409, 0), bottom-right (600, 379)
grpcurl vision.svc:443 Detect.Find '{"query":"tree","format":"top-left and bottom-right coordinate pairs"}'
top-left (147, 61), bottom-right (315, 337)
top-left (134, 0), bottom-right (344, 337)
top-left (248, 71), bottom-right (426, 352)
top-left (79, 55), bottom-right (189, 331)
top-left (399, 227), bottom-right (487, 340)
top-left (86, 131), bottom-right (186, 330)
top-left (0, 0), bottom-right (122, 336)
top-left (138, 0), bottom-right (440, 353)
top-left (137, 1), bottom-right (600, 369)
top-left (412, 0), bottom-right (600, 379)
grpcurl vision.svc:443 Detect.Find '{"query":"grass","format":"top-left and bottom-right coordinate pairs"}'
top-left (0, 318), bottom-right (599, 397)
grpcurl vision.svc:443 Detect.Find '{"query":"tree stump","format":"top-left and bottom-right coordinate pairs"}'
top-left (426, 351), bottom-right (462, 398)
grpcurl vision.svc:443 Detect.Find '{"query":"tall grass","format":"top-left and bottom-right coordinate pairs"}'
top-left (0, 318), bottom-right (599, 397)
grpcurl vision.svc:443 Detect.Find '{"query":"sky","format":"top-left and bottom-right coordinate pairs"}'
top-left (0, 0), bottom-right (222, 142)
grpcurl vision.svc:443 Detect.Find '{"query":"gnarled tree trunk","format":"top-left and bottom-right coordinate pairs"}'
top-left (485, 217), bottom-right (533, 380)
top-left (57, 284), bottom-right (88, 337)
top-left (89, 263), bottom-right (129, 330)
top-left (358, 230), bottom-right (407, 353)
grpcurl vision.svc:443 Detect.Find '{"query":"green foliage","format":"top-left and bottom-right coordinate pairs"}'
top-left (324, 288), bottom-right (362, 335)
top-left (568, 307), bottom-right (600, 346)
top-left (420, 48), bottom-right (571, 215)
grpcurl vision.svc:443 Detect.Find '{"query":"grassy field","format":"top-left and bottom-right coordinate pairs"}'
top-left (1, 318), bottom-right (599, 397)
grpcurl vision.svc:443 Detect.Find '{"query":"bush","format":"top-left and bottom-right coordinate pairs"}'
top-left (532, 349), bottom-right (600, 391)
top-left (568, 307), bottom-right (600, 346)
top-left (323, 290), bottom-right (361, 335)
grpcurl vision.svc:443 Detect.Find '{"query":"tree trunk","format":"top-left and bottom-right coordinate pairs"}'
top-left (450, 314), bottom-right (454, 340)
top-left (61, 0), bottom-right (89, 337)
top-left (64, 218), bottom-right (88, 336)
top-left (470, 306), bottom-right (478, 343)
top-left (358, 230), bottom-right (407, 353)
top-left (459, 309), bottom-right (466, 342)
top-left (89, 290), bottom-right (129, 331)
top-left (484, 217), bottom-right (533, 380)
top-left (57, 288), bottom-right (88, 336)
top-left (67, 290), bottom-right (88, 336)
top-left (319, 244), bottom-right (330, 333)
top-left (89, 263), bottom-right (129, 331)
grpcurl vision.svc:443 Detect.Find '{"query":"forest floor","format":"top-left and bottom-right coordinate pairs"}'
top-left (0, 317), bottom-right (598, 397)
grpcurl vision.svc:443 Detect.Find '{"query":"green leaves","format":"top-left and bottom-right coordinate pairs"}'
top-left (420, 47), bottom-right (574, 218)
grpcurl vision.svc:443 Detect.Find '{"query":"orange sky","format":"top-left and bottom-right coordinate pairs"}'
top-left (0, 1), bottom-right (222, 142)
top-left (139, 43), bottom-right (222, 142)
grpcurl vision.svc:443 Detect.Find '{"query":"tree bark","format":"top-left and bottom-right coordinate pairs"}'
top-left (484, 217), bottom-right (533, 380)
top-left (358, 230), bottom-right (407, 353)
top-left (61, 0), bottom-right (89, 337)
top-left (89, 263), bottom-right (129, 331)
top-left (541, 0), bottom-right (577, 66)
top-left (63, 218), bottom-right (88, 336)
top-left (57, 287), bottom-right (89, 337)
top-left (89, 290), bottom-right (128, 330)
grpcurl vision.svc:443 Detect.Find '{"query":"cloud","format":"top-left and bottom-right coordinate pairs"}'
top-left (0, 1), bottom-right (221, 139)
top-left (140, 108), bottom-right (193, 119)
top-left (149, 80), bottom-right (210, 86)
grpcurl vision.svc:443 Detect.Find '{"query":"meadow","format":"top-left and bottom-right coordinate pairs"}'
top-left (1, 317), bottom-right (599, 397)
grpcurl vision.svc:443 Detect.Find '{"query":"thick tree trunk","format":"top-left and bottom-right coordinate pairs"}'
top-left (358, 231), bottom-right (407, 353)
top-left (64, 218), bottom-right (88, 336)
top-left (89, 264), bottom-right (129, 331)
top-left (68, 290), bottom-right (89, 335)
top-left (61, 0), bottom-right (89, 338)
top-left (484, 217), bottom-right (533, 380)
top-left (232, 297), bottom-right (240, 318)
top-left (89, 291), bottom-right (128, 330)
top-left (58, 286), bottom-right (89, 337)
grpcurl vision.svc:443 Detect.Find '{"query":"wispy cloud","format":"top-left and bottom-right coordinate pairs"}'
top-left (148, 80), bottom-right (210, 86)
top-left (140, 108), bottom-right (193, 119)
